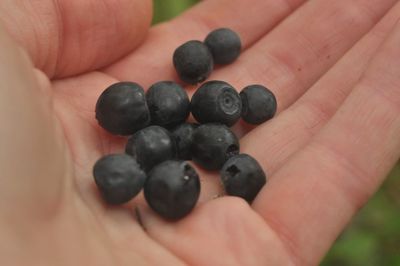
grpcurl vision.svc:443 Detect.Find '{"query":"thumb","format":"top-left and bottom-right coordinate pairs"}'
top-left (0, 24), bottom-right (71, 220)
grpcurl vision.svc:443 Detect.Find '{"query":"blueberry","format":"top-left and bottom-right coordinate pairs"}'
top-left (191, 80), bottom-right (242, 127)
top-left (204, 28), bottom-right (241, 65)
top-left (191, 123), bottom-right (239, 170)
top-left (173, 40), bottom-right (213, 84)
top-left (240, 85), bottom-right (277, 124)
top-left (125, 126), bottom-right (175, 172)
top-left (220, 154), bottom-right (266, 203)
top-left (95, 82), bottom-right (150, 135)
top-left (146, 81), bottom-right (190, 128)
top-left (144, 161), bottom-right (200, 220)
top-left (93, 154), bottom-right (146, 205)
top-left (171, 123), bottom-right (199, 160)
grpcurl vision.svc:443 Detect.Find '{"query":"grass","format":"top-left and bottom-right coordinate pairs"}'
top-left (321, 164), bottom-right (400, 266)
top-left (152, 0), bottom-right (199, 24)
top-left (152, 1), bottom-right (400, 264)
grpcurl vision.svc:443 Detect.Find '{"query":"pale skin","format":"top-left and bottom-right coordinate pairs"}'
top-left (1, 0), bottom-right (400, 265)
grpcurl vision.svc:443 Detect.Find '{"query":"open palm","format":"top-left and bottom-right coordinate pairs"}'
top-left (2, 0), bottom-right (400, 265)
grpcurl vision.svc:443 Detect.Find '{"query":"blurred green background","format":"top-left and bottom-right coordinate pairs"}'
top-left (152, 0), bottom-right (400, 265)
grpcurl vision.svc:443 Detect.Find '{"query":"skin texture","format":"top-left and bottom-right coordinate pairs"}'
top-left (1, 0), bottom-right (400, 265)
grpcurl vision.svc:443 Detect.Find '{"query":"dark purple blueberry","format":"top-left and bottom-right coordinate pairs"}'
top-left (240, 85), bottom-right (277, 124)
top-left (125, 126), bottom-right (175, 172)
top-left (146, 81), bottom-right (190, 128)
top-left (95, 82), bottom-right (150, 135)
top-left (171, 123), bottom-right (199, 160)
top-left (173, 40), bottom-right (213, 84)
top-left (191, 80), bottom-right (242, 127)
top-left (93, 154), bottom-right (146, 205)
top-left (191, 123), bottom-right (239, 170)
top-left (204, 28), bottom-right (241, 65)
top-left (144, 161), bottom-right (200, 220)
top-left (220, 154), bottom-right (266, 203)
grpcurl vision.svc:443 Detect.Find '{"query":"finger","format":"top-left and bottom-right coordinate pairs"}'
top-left (242, 1), bottom-right (400, 175)
top-left (104, 0), bottom-right (306, 85)
top-left (52, 72), bottom-right (126, 170)
top-left (210, 0), bottom-right (396, 114)
top-left (0, 24), bottom-right (71, 219)
top-left (252, 20), bottom-right (400, 265)
top-left (0, 0), bottom-right (152, 78)
top-left (137, 197), bottom-right (295, 265)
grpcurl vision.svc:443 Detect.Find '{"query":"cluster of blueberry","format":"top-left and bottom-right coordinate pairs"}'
top-left (93, 28), bottom-right (277, 220)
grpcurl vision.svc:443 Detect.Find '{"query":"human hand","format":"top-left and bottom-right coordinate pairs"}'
top-left (1, 0), bottom-right (400, 265)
